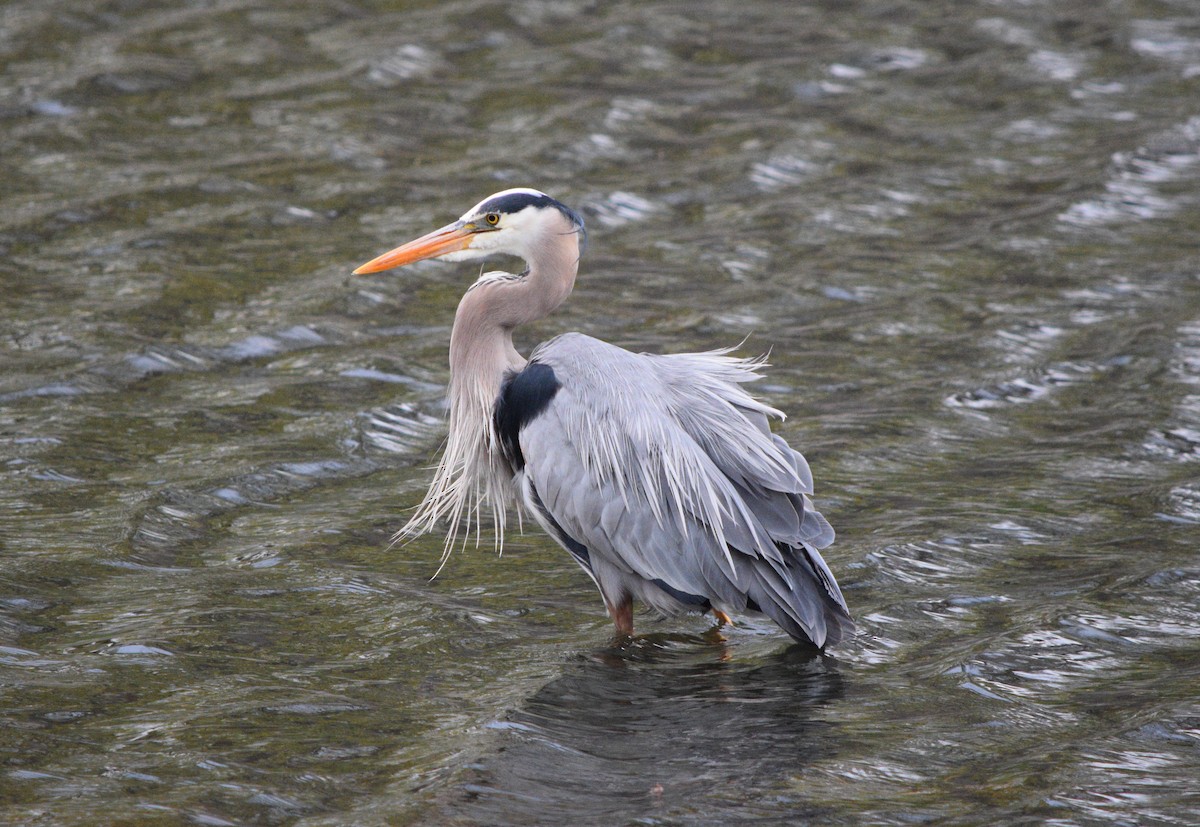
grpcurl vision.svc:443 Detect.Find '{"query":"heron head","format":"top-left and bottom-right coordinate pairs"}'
top-left (353, 187), bottom-right (585, 275)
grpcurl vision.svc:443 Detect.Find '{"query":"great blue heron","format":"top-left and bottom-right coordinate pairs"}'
top-left (354, 188), bottom-right (853, 647)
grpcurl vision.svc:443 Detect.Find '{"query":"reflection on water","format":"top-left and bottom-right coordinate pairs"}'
top-left (3, 0), bottom-right (1200, 824)
top-left (438, 641), bottom-right (843, 826)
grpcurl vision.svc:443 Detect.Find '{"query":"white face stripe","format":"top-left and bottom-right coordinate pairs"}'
top-left (460, 187), bottom-right (550, 221)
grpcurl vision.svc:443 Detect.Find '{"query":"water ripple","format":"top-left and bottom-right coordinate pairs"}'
top-left (1171, 319), bottom-right (1200, 385)
top-left (1143, 427), bottom-right (1200, 461)
top-left (582, 191), bottom-right (662, 228)
top-left (944, 361), bottom-right (1105, 410)
top-left (749, 155), bottom-right (819, 191)
top-left (357, 403), bottom-right (442, 455)
top-left (120, 455), bottom-right (381, 566)
top-left (365, 44), bottom-right (444, 85)
top-left (1130, 18), bottom-right (1200, 63)
top-left (4, 2), bottom-right (1200, 825)
top-left (1164, 486), bottom-right (1200, 523)
top-left (1059, 116), bottom-right (1200, 227)
top-left (602, 97), bottom-right (656, 131)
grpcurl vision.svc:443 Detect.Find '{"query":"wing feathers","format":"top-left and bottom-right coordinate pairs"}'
top-left (520, 333), bottom-right (852, 647)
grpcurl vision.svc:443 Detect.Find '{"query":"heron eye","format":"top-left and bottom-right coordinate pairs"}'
top-left (484, 213), bottom-right (500, 226)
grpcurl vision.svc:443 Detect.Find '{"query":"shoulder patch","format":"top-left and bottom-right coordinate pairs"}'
top-left (494, 361), bottom-right (560, 471)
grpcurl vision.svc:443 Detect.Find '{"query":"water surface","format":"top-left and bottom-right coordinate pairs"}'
top-left (2, 1), bottom-right (1199, 824)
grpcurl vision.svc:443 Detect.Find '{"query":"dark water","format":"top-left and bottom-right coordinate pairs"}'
top-left (3, 1), bottom-right (1199, 824)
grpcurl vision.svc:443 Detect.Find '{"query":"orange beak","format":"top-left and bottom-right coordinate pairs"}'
top-left (352, 221), bottom-right (477, 275)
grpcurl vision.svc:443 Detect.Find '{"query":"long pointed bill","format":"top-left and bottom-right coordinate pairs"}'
top-left (352, 222), bottom-right (475, 275)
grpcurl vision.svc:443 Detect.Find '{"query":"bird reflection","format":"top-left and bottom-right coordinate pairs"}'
top-left (431, 639), bottom-right (845, 825)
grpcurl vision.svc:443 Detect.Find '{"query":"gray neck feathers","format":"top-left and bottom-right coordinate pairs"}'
top-left (396, 208), bottom-right (581, 561)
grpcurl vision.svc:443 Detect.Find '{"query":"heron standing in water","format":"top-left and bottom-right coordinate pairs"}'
top-left (354, 188), bottom-right (853, 647)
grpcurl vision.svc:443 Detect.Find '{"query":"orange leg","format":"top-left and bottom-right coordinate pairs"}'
top-left (606, 595), bottom-right (634, 637)
top-left (712, 608), bottom-right (734, 627)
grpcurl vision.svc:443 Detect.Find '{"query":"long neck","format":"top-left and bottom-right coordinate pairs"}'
top-left (448, 213), bottom-right (581, 416)
top-left (398, 214), bottom-right (580, 555)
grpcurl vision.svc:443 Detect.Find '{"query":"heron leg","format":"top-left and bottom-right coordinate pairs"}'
top-left (606, 595), bottom-right (634, 637)
top-left (712, 608), bottom-right (734, 627)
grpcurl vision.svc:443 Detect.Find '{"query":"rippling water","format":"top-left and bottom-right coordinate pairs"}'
top-left (2, 1), bottom-right (1199, 824)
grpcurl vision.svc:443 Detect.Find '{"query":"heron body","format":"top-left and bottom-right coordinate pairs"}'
top-left (354, 188), bottom-right (853, 648)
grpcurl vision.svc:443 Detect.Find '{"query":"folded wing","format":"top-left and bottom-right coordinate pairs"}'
top-left (515, 333), bottom-right (853, 647)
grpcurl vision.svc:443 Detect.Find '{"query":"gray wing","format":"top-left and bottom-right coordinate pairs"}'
top-left (516, 332), bottom-right (853, 648)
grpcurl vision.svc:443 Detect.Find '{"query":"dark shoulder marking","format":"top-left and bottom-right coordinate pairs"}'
top-left (494, 361), bottom-right (560, 471)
